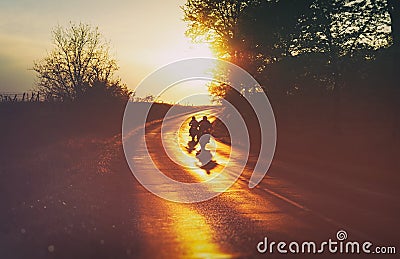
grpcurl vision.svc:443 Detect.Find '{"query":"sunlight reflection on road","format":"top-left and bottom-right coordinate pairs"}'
top-left (165, 202), bottom-right (232, 259)
top-left (167, 112), bottom-right (296, 230)
top-left (133, 109), bottom-right (272, 258)
top-left (161, 110), bottom-right (237, 191)
top-left (160, 110), bottom-right (301, 235)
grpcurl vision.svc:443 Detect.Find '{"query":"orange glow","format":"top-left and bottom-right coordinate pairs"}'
top-left (165, 202), bottom-right (232, 258)
top-left (136, 193), bottom-right (231, 258)
top-left (163, 110), bottom-right (231, 182)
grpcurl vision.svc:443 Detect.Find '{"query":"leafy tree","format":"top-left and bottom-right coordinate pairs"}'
top-left (295, 0), bottom-right (391, 91)
top-left (79, 79), bottom-right (131, 104)
top-left (183, 1), bottom-right (313, 95)
top-left (385, 0), bottom-right (400, 83)
top-left (236, 1), bottom-right (312, 94)
top-left (33, 22), bottom-right (128, 101)
top-left (182, 0), bottom-right (250, 58)
top-left (387, 0), bottom-right (400, 49)
top-left (183, 0), bottom-right (394, 98)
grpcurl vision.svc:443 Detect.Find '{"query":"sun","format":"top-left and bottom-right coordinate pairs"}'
top-left (162, 42), bottom-right (218, 105)
top-left (151, 41), bottom-right (218, 106)
top-left (182, 40), bottom-right (216, 59)
top-left (131, 28), bottom-right (219, 106)
top-left (158, 37), bottom-right (217, 62)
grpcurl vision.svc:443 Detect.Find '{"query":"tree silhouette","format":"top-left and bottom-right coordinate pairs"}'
top-left (33, 22), bottom-right (128, 102)
top-left (387, 0), bottom-right (400, 48)
top-left (182, 0), bottom-right (250, 58)
top-left (183, 0), bottom-right (394, 98)
top-left (296, 0), bottom-right (391, 91)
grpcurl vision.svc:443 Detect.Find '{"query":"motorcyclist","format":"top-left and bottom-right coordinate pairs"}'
top-left (198, 116), bottom-right (212, 150)
top-left (198, 116), bottom-right (212, 137)
top-left (188, 116), bottom-right (199, 141)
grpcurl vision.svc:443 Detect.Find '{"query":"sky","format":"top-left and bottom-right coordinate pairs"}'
top-left (0, 0), bottom-right (216, 104)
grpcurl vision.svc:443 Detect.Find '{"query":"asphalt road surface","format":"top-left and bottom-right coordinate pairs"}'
top-left (2, 108), bottom-right (398, 258)
top-left (125, 109), bottom-right (399, 258)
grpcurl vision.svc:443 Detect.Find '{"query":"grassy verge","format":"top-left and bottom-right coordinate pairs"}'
top-left (0, 101), bottom-right (194, 258)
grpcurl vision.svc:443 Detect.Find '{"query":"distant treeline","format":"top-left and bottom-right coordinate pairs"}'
top-left (0, 91), bottom-right (158, 104)
top-left (0, 92), bottom-right (65, 103)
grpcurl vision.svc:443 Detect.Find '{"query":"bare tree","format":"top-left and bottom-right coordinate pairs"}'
top-left (33, 22), bottom-right (121, 101)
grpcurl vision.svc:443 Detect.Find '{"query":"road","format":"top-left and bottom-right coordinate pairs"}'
top-left (124, 108), bottom-right (399, 258)
top-left (2, 107), bottom-right (397, 258)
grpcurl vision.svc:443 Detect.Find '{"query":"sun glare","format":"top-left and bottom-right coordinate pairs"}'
top-left (134, 39), bottom-right (219, 106)
top-left (183, 41), bottom-right (215, 59)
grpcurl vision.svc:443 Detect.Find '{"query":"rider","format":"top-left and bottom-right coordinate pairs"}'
top-left (198, 116), bottom-right (212, 137)
top-left (198, 116), bottom-right (212, 150)
top-left (188, 116), bottom-right (199, 141)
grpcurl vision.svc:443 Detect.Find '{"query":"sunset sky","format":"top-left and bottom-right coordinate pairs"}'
top-left (0, 0), bottom-right (215, 104)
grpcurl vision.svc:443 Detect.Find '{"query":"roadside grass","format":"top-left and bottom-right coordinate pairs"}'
top-left (0, 101), bottom-right (194, 258)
